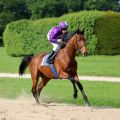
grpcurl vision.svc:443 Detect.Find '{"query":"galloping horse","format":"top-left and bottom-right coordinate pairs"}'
top-left (19, 29), bottom-right (90, 106)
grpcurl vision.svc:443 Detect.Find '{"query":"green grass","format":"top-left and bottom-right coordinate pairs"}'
top-left (0, 78), bottom-right (120, 108)
top-left (0, 47), bottom-right (120, 76)
top-left (0, 47), bottom-right (22, 73)
top-left (0, 47), bottom-right (29, 73)
top-left (0, 78), bottom-right (31, 99)
top-left (76, 56), bottom-right (120, 76)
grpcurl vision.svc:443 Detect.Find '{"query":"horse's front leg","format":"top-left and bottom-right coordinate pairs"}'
top-left (59, 72), bottom-right (78, 99)
top-left (69, 78), bottom-right (78, 99)
top-left (74, 75), bottom-right (90, 107)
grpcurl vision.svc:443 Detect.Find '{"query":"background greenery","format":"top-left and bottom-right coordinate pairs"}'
top-left (95, 12), bottom-right (120, 55)
top-left (3, 11), bottom-right (120, 56)
top-left (0, 47), bottom-right (120, 77)
top-left (0, 0), bottom-right (119, 46)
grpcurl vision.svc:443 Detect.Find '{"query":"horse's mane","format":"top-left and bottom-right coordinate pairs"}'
top-left (72, 29), bottom-right (84, 36)
top-left (66, 29), bottom-right (84, 41)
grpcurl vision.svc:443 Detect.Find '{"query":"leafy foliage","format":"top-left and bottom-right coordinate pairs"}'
top-left (0, 0), bottom-right (119, 47)
top-left (3, 11), bottom-right (120, 56)
top-left (60, 11), bottom-right (104, 54)
top-left (0, 0), bottom-right (31, 45)
top-left (4, 11), bottom-right (100, 56)
top-left (3, 19), bottom-right (55, 56)
top-left (95, 12), bottom-right (120, 55)
top-left (27, 0), bottom-right (68, 19)
top-left (84, 0), bottom-right (119, 11)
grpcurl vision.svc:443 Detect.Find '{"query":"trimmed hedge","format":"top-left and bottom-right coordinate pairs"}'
top-left (60, 11), bottom-right (104, 55)
top-left (3, 19), bottom-right (55, 56)
top-left (3, 11), bottom-right (120, 56)
top-left (3, 17), bottom-right (66, 56)
top-left (0, 37), bottom-right (3, 46)
top-left (95, 12), bottom-right (120, 55)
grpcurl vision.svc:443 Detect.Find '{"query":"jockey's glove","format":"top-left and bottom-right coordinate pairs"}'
top-left (57, 39), bottom-right (62, 43)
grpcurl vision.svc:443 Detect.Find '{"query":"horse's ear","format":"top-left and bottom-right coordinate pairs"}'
top-left (80, 30), bottom-right (84, 35)
top-left (76, 29), bottom-right (84, 35)
top-left (76, 29), bottom-right (80, 34)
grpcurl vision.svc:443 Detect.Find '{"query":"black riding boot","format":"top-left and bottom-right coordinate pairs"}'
top-left (47, 45), bottom-right (62, 64)
top-left (46, 50), bottom-right (55, 64)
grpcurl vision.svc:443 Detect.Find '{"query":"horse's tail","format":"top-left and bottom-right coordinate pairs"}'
top-left (19, 55), bottom-right (33, 75)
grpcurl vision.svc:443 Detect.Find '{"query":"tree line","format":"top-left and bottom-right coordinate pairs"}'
top-left (0, 0), bottom-right (120, 45)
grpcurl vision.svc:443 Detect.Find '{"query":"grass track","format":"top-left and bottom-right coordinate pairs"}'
top-left (0, 47), bottom-right (120, 76)
top-left (0, 78), bottom-right (120, 108)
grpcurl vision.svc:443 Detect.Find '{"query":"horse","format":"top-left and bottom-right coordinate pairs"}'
top-left (19, 29), bottom-right (90, 106)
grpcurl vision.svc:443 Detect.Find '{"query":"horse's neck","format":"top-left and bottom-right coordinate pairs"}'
top-left (63, 42), bottom-right (76, 60)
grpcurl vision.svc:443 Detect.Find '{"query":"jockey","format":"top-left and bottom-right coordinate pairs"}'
top-left (46, 21), bottom-right (68, 64)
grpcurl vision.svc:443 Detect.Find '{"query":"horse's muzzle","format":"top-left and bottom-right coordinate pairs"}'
top-left (83, 52), bottom-right (88, 57)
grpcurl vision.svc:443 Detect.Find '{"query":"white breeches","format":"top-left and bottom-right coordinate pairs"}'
top-left (47, 34), bottom-right (59, 51)
top-left (51, 43), bottom-right (59, 51)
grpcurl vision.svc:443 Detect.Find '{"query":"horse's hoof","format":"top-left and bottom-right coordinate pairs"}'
top-left (85, 103), bottom-right (90, 107)
top-left (35, 99), bottom-right (40, 105)
top-left (73, 94), bottom-right (78, 99)
top-left (36, 101), bottom-right (40, 105)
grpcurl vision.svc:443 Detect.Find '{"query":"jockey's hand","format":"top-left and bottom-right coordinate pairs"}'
top-left (57, 39), bottom-right (62, 43)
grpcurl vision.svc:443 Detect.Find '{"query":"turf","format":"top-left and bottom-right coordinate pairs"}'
top-left (76, 56), bottom-right (120, 76)
top-left (0, 47), bottom-right (120, 76)
top-left (0, 47), bottom-right (29, 73)
top-left (0, 78), bottom-right (120, 108)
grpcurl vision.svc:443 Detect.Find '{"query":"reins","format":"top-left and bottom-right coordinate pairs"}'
top-left (61, 41), bottom-right (76, 50)
top-left (61, 35), bottom-right (85, 53)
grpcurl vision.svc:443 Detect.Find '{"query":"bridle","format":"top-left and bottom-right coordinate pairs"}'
top-left (61, 34), bottom-right (86, 53)
top-left (75, 34), bottom-right (86, 53)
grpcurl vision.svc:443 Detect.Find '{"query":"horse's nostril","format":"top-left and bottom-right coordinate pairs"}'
top-left (84, 53), bottom-right (88, 56)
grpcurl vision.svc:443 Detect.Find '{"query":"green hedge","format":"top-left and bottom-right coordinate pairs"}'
top-left (95, 12), bottom-right (120, 55)
top-left (3, 11), bottom-right (120, 56)
top-left (60, 11), bottom-right (105, 54)
top-left (3, 19), bottom-right (56, 56)
top-left (0, 37), bottom-right (3, 46)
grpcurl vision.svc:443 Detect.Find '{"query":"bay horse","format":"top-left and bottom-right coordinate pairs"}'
top-left (19, 29), bottom-right (90, 106)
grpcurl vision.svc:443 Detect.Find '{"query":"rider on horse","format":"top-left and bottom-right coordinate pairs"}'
top-left (46, 21), bottom-right (69, 64)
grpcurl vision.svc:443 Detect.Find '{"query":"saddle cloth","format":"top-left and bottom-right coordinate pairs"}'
top-left (41, 54), bottom-right (50, 66)
top-left (40, 54), bottom-right (59, 78)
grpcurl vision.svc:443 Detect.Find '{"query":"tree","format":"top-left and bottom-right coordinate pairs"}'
top-left (1, 0), bottom-right (120, 46)
top-left (0, 0), bottom-right (31, 19)
top-left (65, 0), bottom-right (84, 12)
top-left (0, 0), bottom-right (31, 43)
top-left (27, 0), bottom-right (68, 19)
top-left (84, 0), bottom-right (119, 11)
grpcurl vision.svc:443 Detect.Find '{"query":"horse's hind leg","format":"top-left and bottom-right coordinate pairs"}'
top-left (74, 76), bottom-right (90, 106)
top-left (37, 76), bottom-right (50, 99)
top-left (31, 76), bottom-right (40, 104)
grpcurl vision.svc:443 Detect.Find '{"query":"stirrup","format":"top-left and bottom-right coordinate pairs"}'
top-left (46, 57), bottom-right (54, 64)
top-left (46, 58), bottom-right (54, 64)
